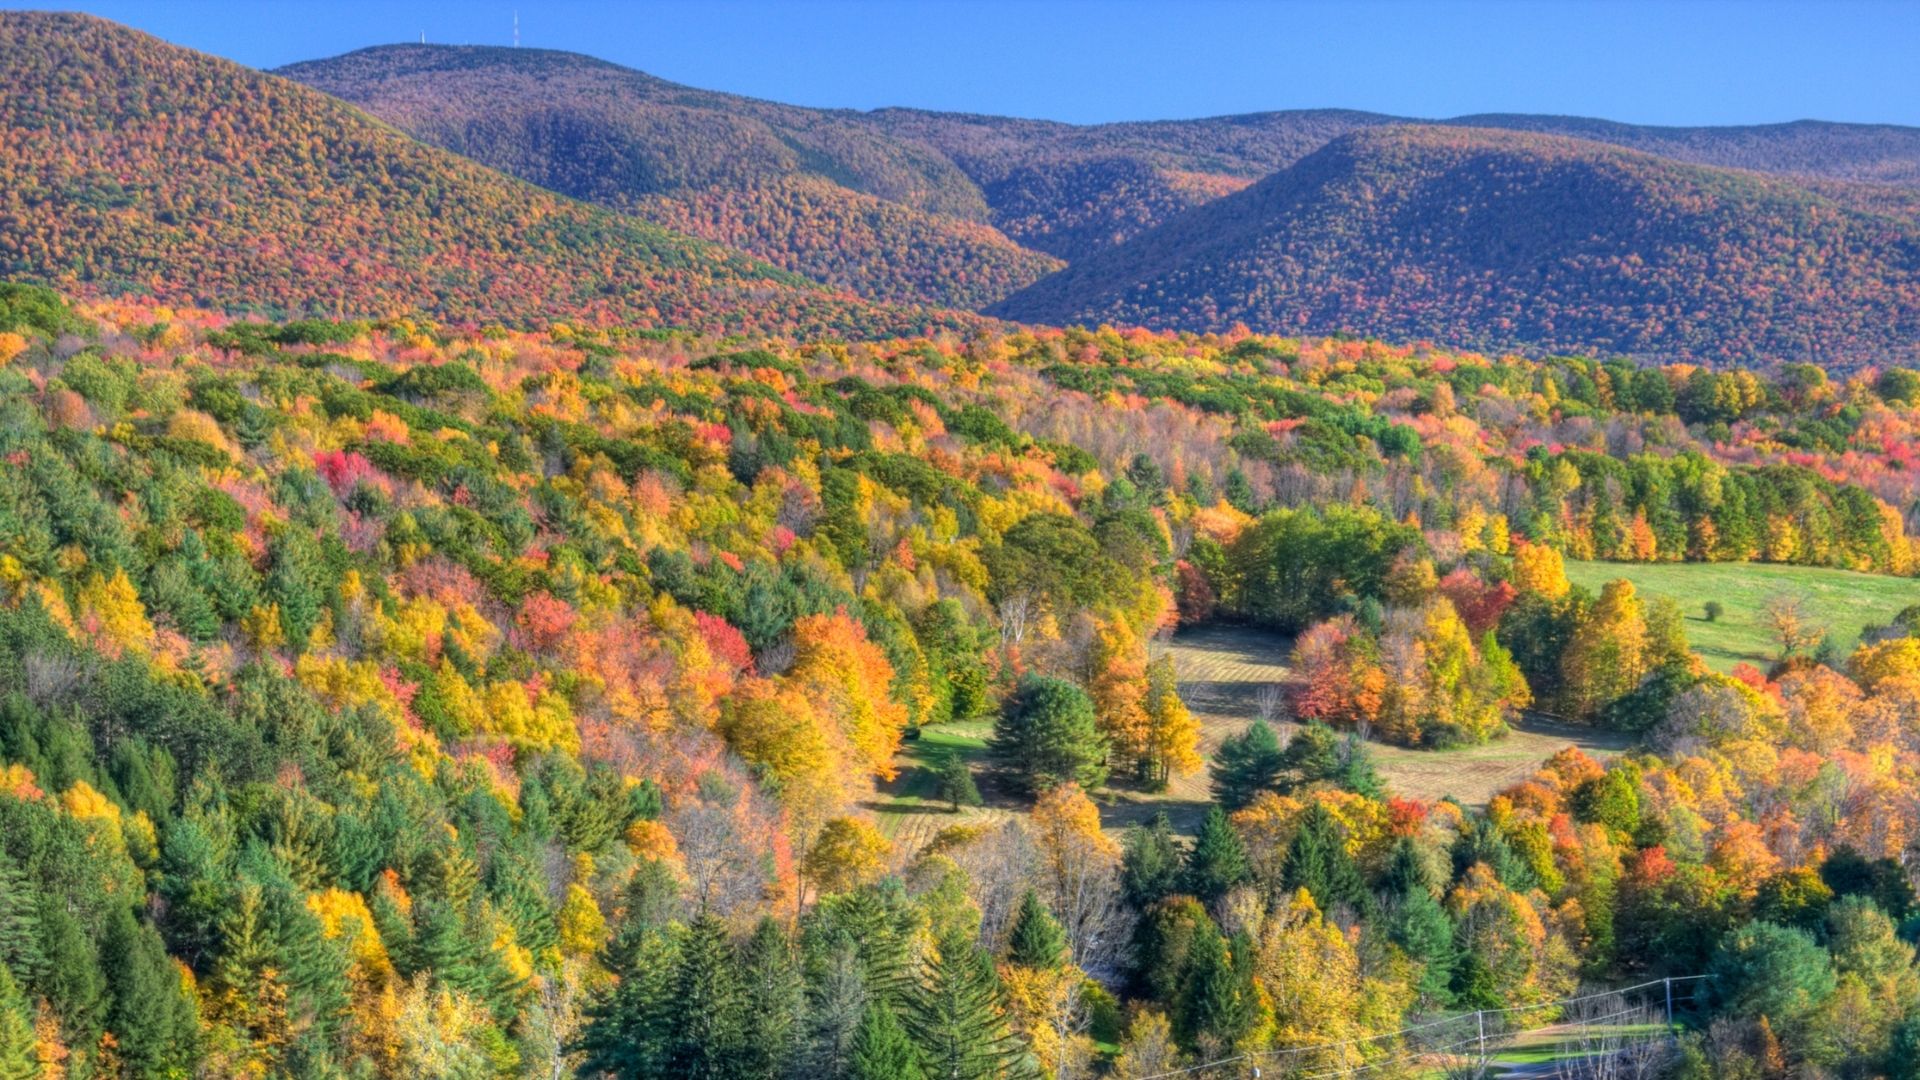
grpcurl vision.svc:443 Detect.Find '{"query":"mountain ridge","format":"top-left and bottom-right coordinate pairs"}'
top-left (0, 13), bottom-right (977, 337)
top-left (990, 124), bottom-right (1920, 364)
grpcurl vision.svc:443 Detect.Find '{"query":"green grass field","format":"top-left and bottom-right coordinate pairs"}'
top-left (1565, 560), bottom-right (1920, 672)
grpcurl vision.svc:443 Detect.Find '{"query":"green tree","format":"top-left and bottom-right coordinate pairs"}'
top-left (1006, 892), bottom-right (1067, 971)
top-left (850, 1002), bottom-right (926, 1080)
top-left (0, 853), bottom-right (41, 985)
top-left (1570, 766), bottom-right (1641, 836)
top-left (1281, 720), bottom-right (1342, 787)
top-left (991, 675), bottom-right (1109, 796)
top-left (1706, 921), bottom-right (1838, 1048)
top-left (739, 918), bottom-right (805, 1080)
top-left (905, 927), bottom-right (1031, 1080)
top-left (1386, 885), bottom-right (1456, 1008)
top-left (1208, 718), bottom-right (1285, 810)
top-left (932, 750), bottom-right (982, 812)
top-left (574, 919), bottom-right (679, 1078)
top-left (1182, 808), bottom-right (1250, 906)
top-left (667, 914), bottom-right (747, 1080)
top-left (1173, 924), bottom-right (1251, 1053)
top-left (0, 966), bottom-right (36, 1080)
top-left (102, 907), bottom-right (199, 1077)
top-left (1121, 812), bottom-right (1183, 910)
top-left (1281, 803), bottom-right (1367, 913)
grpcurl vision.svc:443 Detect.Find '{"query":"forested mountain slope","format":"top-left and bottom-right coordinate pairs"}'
top-left (277, 44), bottom-right (1064, 309)
top-left (993, 125), bottom-right (1920, 365)
top-left (0, 14), bottom-right (977, 337)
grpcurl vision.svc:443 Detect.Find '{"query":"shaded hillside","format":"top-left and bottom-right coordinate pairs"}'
top-left (628, 177), bottom-right (1062, 309)
top-left (1462, 115), bottom-right (1920, 186)
top-left (867, 108), bottom-right (1920, 262)
top-left (279, 44), bottom-right (1062, 308)
top-left (283, 42), bottom-right (1396, 266)
top-left (992, 126), bottom-right (1920, 365)
top-left (0, 14), bottom-right (973, 337)
top-left (862, 108), bottom-right (1392, 259)
top-left (282, 42), bottom-right (1920, 292)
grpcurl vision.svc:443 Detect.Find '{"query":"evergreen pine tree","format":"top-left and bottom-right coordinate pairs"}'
top-left (0, 852), bottom-right (41, 986)
top-left (1208, 719), bottom-right (1285, 810)
top-left (933, 751), bottom-right (983, 812)
top-left (850, 1002), bottom-right (926, 1080)
top-left (573, 918), bottom-right (680, 1078)
top-left (906, 927), bottom-right (1032, 1080)
top-left (1450, 817), bottom-right (1536, 891)
top-left (1121, 812), bottom-right (1182, 910)
top-left (1449, 950), bottom-right (1502, 1010)
top-left (35, 897), bottom-right (105, 1052)
top-left (0, 966), bottom-right (36, 1080)
top-left (991, 675), bottom-right (1109, 795)
top-left (1381, 836), bottom-right (1435, 899)
top-left (1385, 887), bottom-right (1456, 1008)
top-left (807, 884), bottom-right (918, 1008)
top-left (1182, 808), bottom-right (1250, 905)
top-left (739, 917), bottom-right (805, 1080)
top-left (1280, 721), bottom-right (1342, 786)
top-left (667, 913), bottom-right (747, 1080)
top-left (1173, 924), bottom-right (1249, 1053)
top-left (803, 940), bottom-right (869, 1080)
top-left (1336, 733), bottom-right (1384, 797)
top-left (487, 853), bottom-right (560, 957)
top-left (102, 907), bottom-right (199, 1078)
top-left (1281, 803), bottom-right (1367, 912)
top-left (1005, 891), bottom-right (1067, 971)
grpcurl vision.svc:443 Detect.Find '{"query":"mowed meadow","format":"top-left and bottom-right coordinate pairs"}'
top-left (1566, 559), bottom-right (1920, 672)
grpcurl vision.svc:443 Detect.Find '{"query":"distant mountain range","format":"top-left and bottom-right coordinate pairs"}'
top-left (992, 125), bottom-right (1920, 364)
top-left (4, 13), bottom-right (1919, 362)
top-left (0, 13), bottom-right (974, 337)
top-left (280, 43), bottom-right (1920, 364)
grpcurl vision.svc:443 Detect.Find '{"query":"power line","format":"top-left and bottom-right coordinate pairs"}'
top-left (1128, 974), bottom-right (1710, 1080)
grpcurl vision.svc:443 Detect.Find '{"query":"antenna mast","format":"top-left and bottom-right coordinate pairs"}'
top-left (513, 10), bottom-right (520, 47)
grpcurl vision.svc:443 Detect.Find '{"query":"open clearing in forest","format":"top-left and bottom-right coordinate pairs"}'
top-left (1159, 624), bottom-right (1632, 809)
top-left (872, 623), bottom-right (1631, 857)
top-left (1565, 559), bottom-right (1920, 673)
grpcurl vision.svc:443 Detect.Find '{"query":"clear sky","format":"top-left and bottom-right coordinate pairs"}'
top-left (16, 0), bottom-right (1920, 127)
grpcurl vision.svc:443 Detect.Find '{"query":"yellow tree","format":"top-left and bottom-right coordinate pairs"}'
top-left (788, 611), bottom-right (909, 780)
top-left (1511, 541), bottom-right (1570, 600)
top-left (1143, 656), bottom-right (1201, 790)
top-left (1447, 864), bottom-right (1578, 1008)
top-left (718, 676), bottom-right (850, 840)
top-left (1088, 618), bottom-right (1154, 782)
top-left (1253, 890), bottom-right (1410, 1071)
top-left (1558, 580), bottom-right (1650, 721)
top-left (801, 816), bottom-right (891, 900)
top-left (1030, 784), bottom-right (1123, 969)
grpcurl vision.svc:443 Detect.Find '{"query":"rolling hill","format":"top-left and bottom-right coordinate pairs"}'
top-left (278, 42), bottom-right (1920, 365)
top-left (0, 13), bottom-right (975, 337)
top-left (277, 44), bottom-right (1063, 309)
top-left (990, 125), bottom-right (1920, 365)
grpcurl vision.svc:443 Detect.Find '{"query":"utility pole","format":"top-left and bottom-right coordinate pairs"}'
top-left (1664, 977), bottom-right (1674, 1032)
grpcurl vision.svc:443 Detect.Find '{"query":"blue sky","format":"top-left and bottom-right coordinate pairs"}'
top-left (19, 0), bottom-right (1920, 126)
